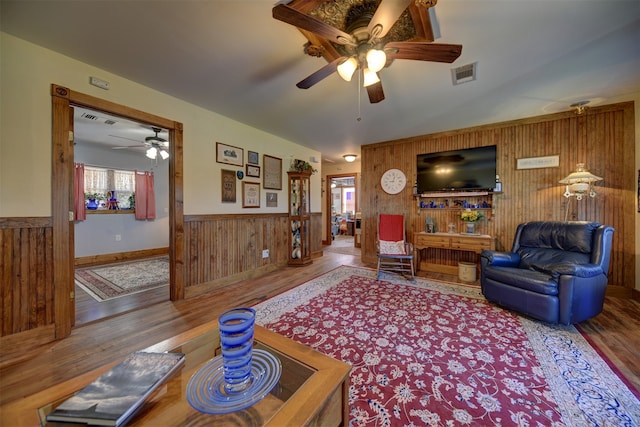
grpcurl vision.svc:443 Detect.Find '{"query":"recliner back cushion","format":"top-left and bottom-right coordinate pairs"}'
top-left (518, 222), bottom-right (598, 253)
top-left (518, 248), bottom-right (590, 271)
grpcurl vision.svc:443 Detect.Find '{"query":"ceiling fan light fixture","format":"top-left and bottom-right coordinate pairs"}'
top-left (337, 57), bottom-right (358, 82)
top-left (343, 154), bottom-right (357, 162)
top-left (362, 68), bottom-right (380, 87)
top-left (146, 146), bottom-right (158, 159)
top-left (160, 149), bottom-right (169, 160)
top-left (366, 48), bottom-right (386, 73)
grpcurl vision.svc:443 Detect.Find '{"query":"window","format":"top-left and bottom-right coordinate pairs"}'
top-left (85, 166), bottom-right (135, 209)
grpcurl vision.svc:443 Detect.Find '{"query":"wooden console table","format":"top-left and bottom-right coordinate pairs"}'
top-left (413, 232), bottom-right (495, 276)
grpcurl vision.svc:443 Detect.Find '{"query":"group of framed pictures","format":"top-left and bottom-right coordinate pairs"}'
top-left (216, 142), bottom-right (281, 208)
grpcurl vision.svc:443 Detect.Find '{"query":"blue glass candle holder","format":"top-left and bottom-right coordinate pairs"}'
top-left (218, 307), bottom-right (256, 393)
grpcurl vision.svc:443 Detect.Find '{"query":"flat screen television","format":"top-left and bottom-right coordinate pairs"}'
top-left (416, 145), bottom-right (497, 193)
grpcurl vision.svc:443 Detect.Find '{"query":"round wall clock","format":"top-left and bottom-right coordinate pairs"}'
top-left (380, 168), bottom-right (407, 194)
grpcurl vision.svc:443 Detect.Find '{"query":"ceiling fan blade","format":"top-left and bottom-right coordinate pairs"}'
top-left (273, 4), bottom-right (355, 45)
top-left (112, 145), bottom-right (145, 150)
top-left (296, 57), bottom-right (345, 89)
top-left (368, 0), bottom-right (413, 38)
top-left (386, 42), bottom-right (462, 63)
top-left (367, 81), bottom-right (385, 104)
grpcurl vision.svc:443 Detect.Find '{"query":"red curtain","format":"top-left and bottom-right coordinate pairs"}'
top-left (135, 171), bottom-right (156, 220)
top-left (74, 163), bottom-right (86, 221)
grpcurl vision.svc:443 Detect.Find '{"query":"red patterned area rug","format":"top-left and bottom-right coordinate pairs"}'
top-left (254, 266), bottom-right (639, 426)
top-left (75, 257), bottom-right (169, 302)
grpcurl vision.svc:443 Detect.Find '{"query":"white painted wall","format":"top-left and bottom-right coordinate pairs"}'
top-left (0, 32), bottom-right (321, 219)
top-left (73, 143), bottom-right (170, 257)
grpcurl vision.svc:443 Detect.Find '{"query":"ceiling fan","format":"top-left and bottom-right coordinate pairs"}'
top-left (112, 127), bottom-right (169, 160)
top-left (273, 0), bottom-right (462, 103)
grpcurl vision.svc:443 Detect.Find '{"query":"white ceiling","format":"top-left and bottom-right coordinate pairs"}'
top-left (2, 0), bottom-right (639, 163)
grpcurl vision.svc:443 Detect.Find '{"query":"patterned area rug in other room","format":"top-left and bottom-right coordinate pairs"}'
top-left (75, 257), bottom-right (169, 302)
top-left (254, 266), bottom-right (639, 426)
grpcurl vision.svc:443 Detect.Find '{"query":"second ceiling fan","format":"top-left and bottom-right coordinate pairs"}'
top-left (273, 0), bottom-right (462, 103)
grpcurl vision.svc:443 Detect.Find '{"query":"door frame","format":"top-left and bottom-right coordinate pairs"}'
top-left (324, 173), bottom-right (358, 244)
top-left (51, 84), bottom-right (185, 339)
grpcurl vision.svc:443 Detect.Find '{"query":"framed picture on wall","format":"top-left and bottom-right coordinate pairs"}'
top-left (243, 182), bottom-right (260, 208)
top-left (246, 164), bottom-right (260, 178)
top-left (221, 169), bottom-right (236, 203)
top-left (266, 192), bottom-right (277, 207)
top-left (263, 155), bottom-right (282, 190)
top-left (216, 142), bottom-right (243, 167)
top-left (248, 151), bottom-right (259, 165)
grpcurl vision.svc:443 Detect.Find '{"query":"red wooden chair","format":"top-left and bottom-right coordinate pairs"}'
top-left (376, 214), bottom-right (414, 281)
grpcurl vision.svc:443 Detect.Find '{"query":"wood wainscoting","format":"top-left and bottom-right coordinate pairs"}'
top-left (183, 212), bottom-right (324, 298)
top-left (2, 212), bottom-right (324, 353)
top-left (0, 217), bottom-right (56, 347)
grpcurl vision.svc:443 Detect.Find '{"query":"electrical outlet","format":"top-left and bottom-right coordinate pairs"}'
top-left (115, 234), bottom-right (121, 241)
top-left (262, 249), bottom-right (269, 258)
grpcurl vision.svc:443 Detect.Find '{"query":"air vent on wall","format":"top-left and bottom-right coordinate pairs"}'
top-left (451, 62), bottom-right (477, 85)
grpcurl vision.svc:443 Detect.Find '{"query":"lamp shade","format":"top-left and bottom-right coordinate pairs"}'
top-left (559, 163), bottom-right (602, 184)
top-left (160, 149), bottom-right (169, 160)
top-left (559, 163), bottom-right (602, 199)
top-left (337, 57), bottom-right (358, 82)
top-left (343, 154), bottom-right (357, 162)
top-left (146, 146), bottom-right (158, 159)
top-left (366, 49), bottom-right (386, 73)
top-left (362, 68), bottom-right (380, 87)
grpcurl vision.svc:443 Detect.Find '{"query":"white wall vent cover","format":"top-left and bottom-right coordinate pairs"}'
top-left (451, 62), bottom-right (477, 85)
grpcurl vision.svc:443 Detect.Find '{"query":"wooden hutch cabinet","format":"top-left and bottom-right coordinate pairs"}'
top-left (288, 171), bottom-right (312, 266)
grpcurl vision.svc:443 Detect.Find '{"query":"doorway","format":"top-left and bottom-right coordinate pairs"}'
top-left (325, 174), bottom-right (359, 249)
top-left (51, 84), bottom-right (184, 338)
top-left (72, 106), bottom-right (171, 324)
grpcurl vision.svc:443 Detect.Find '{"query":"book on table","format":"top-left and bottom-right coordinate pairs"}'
top-left (45, 351), bottom-right (185, 426)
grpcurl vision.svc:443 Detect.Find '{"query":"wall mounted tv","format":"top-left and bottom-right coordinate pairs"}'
top-left (416, 145), bottom-right (497, 193)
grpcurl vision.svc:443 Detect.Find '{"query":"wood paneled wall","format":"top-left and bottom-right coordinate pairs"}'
top-left (0, 218), bottom-right (55, 337)
top-left (361, 102), bottom-right (635, 295)
top-left (183, 212), bottom-right (323, 298)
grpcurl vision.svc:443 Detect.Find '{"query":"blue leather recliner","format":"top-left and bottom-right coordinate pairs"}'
top-left (480, 221), bottom-right (614, 325)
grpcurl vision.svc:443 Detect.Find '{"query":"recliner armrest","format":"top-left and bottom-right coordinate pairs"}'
top-left (531, 262), bottom-right (603, 278)
top-left (481, 250), bottom-right (520, 267)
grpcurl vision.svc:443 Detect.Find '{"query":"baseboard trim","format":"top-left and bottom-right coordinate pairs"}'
top-left (75, 247), bottom-right (169, 267)
top-left (605, 284), bottom-right (632, 298)
top-left (185, 263), bottom-right (283, 299)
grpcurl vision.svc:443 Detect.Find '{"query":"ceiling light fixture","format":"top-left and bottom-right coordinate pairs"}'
top-left (343, 154), bottom-right (357, 162)
top-left (337, 57), bottom-right (358, 81)
top-left (559, 101), bottom-right (603, 221)
top-left (144, 127), bottom-right (169, 162)
top-left (338, 48), bottom-right (386, 87)
top-left (366, 48), bottom-right (386, 73)
top-left (146, 146), bottom-right (158, 159)
top-left (362, 68), bottom-right (380, 87)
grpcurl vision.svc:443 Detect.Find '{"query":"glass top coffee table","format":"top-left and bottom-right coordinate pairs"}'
top-left (18, 324), bottom-right (350, 426)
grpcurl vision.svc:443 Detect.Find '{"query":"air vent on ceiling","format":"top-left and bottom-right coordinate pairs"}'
top-left (80, 112), bottom-right (117, 125)
top-left (81, 113), bottom-right (99, 121)
top-left (451, 62), bottom-right (477, 86)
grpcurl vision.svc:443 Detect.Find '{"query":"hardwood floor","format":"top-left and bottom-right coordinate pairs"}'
top-left (2, 250), bottom-right (639, 413)
top-left (75, 282), bottom-right (169, 326)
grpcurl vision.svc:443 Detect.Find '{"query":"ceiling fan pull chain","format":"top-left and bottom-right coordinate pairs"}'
top-left (357, 69), bottom-right (362, 122)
